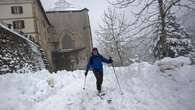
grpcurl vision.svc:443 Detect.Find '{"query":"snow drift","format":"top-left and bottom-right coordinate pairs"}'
top-left (0, 57), bottom-right (195, 110)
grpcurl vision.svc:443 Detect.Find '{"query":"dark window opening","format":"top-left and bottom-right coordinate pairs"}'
top-left (11, 6), bottom-right (23, 14)
top-left (13, 20), bottom-right (25, 29)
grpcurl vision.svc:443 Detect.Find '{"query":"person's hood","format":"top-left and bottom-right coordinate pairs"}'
top-left (91, 48), bottom-right (99, 55)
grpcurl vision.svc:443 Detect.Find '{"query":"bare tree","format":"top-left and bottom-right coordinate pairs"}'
top-left (96, 8), bottom-right (131, 66)
top-left (111, 0), bottom-right (194, 59)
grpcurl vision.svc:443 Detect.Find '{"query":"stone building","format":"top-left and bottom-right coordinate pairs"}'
top-left (0, 0), bottom-right (93, 72)
top-left (0, 0), bottom-right (53, 71)
top-left (46, 0), bottom-right (93, 71)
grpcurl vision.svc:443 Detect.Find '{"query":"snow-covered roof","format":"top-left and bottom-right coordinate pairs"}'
top-left (0, 23), bottom-right (38, 47)
top-left (36, 0), bottom-right (51, 25)
top-left (48, 0), bottom-right (84, 12)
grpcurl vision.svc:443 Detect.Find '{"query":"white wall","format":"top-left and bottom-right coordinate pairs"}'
top-left (0, 2), bottom-right (36, 34)
top-left (2, 19), bottom-right (35, 33)
top-left (0, 3), bottom-right (33, 19)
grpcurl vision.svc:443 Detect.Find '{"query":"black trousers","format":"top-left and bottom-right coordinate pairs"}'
top-left (93, 70), bottom-right (103, 91)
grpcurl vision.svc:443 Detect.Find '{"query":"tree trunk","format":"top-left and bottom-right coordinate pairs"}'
top-left (158, 0), bottom-right (167, 59)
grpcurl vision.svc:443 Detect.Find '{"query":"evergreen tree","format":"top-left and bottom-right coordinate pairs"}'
top-left (154, 12), bottom-right (192, 58)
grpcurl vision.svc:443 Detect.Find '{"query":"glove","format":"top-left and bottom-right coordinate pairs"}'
top-left (84, 71), bottom-right (88, 76)
top-left (109, 57), bottom-right (113, 63)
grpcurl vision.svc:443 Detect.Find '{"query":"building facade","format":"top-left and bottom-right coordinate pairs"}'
top-left (46, 0), bottom-right (93, 71)
top-left (0, 0), bottom-right (93, 72)
top-left (0, 0), bottom-right (54, 71)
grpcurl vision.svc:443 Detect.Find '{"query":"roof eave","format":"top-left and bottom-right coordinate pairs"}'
top-left (36, 0), bottom-right (51, 25)
top-left (46, 8), bottom-right (89, 13)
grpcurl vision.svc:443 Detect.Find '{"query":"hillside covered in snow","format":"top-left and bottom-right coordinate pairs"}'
top-left (0, 57), bottom-right (195, 110)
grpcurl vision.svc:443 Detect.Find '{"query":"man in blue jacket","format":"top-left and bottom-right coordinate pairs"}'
top-left (85, 48), bottom-right (113, 93)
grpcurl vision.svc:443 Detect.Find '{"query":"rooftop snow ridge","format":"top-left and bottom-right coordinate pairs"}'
top-left (48, 0), bottom-right (83, 11)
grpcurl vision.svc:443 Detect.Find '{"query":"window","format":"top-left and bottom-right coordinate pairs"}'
top-left (11, 6), bottom-right (23, 14)
top-left (62, 35), bottom-right (74, 49)
top-left (13, 20), bottom-right (25, 29)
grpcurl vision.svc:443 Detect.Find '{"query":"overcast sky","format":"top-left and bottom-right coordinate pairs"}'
top-left (41, 0), bottom-right (110, 46)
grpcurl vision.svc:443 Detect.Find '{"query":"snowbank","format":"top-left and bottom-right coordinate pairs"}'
top-left (156, 56), bottom-right (191, 72)
top-left (0, 57), bottom-right (195, 110)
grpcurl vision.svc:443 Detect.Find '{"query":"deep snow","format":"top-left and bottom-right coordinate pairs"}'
top-left (0, 57), bottom-right (195, 110)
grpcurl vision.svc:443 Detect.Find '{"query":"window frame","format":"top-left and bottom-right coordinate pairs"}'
top-left (11, 6), bottom-right (23, 14)
top-left (13, 20), bottom-right (25, 29)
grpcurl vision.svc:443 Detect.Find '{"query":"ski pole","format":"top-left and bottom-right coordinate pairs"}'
top-left (111, 63), bottom-right (123, 95)
top-left (83, 76), bottom-right (86, 90)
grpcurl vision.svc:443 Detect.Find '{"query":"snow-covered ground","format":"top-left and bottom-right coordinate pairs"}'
top-left (0, 57), bottom-right (195, 110)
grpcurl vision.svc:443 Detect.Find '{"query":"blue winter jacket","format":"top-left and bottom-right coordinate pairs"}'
top-left (86, 54), bottom-right (112, 73)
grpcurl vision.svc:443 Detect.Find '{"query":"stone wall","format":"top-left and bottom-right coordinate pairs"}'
top-left (46, 9), bottom-right (92, 71)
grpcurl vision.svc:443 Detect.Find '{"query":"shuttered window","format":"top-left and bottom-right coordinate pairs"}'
top-left (13, 20), bottom-right (25, 29)
top-left (11, 6), bottom-right (23, 14)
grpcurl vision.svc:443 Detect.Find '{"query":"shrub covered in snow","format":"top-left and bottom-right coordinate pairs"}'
top-left (0, 25), bottom-right (44, 74)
